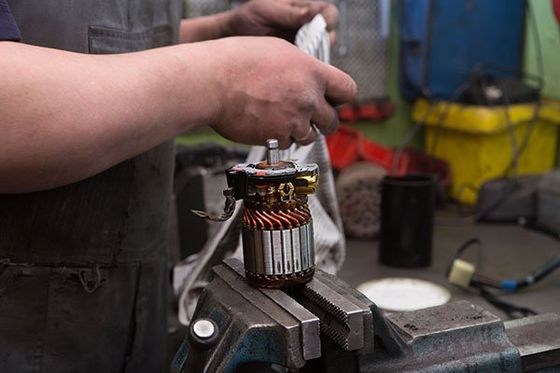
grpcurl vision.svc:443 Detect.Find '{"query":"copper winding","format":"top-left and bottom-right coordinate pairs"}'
top-left (260, 210), bottom-right (283, 228)
top-left (277, 210), bottom-right (301, 226)
top-left (242, 208), bottom-right (258, 228)
top-left (253, 209), bottom-right (274, 229)
top-left (290, 206), bottom-right (310, 221)
top-left (243, 204), bottom-right (311, 230)
top-left (262, 209), bottom-right (292, 228)
top-left (300, 205), bottom-right (312, 216)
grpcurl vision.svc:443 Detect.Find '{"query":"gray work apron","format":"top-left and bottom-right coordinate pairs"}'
top-left (0, 0), bottom-right (182, 371)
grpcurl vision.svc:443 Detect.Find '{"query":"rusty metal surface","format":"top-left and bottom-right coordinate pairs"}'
top-left (374, 301), bottom-right (519, 372)
top-left (173, 259), bottom-right (560, 373)
top-left (173, 260), bottom-right (319, 372)
top-left (173, 258), bottom-right (372, 372)
top-left (505, 313), bottom-right (560, 372)
top-left (297, 273), bottom-right (370, 351)
top-left (224, 258), bottom-right (321, 361)
top-left (386, 300), bottom-right (501, 338)
top-left (227, 257), bottom-right (373, 354)
top-left (341, 301), bottom-right (520, 373)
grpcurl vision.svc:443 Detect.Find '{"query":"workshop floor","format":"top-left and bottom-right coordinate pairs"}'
top-left (166, 209), bottom-right (560, 367)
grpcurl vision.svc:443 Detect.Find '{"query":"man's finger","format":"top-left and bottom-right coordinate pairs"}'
top-left (274, 0), bottom-right (337, 29)
top-left (291, 1), bottom-right (338, 29)
top-left (267, 1), bottom-right (316, 29)
top-left (328, 30), bottom-right (337, 45)
top-left (291, 124), bottom-right (318, 145)
top-left (276, 0), bottom-right (317, 8)
top-left (319, 63), bottom-right (358, 106)
top-left (278, 136), bottom-right (295, 149)
top-left (320, 3), bottom-right (339, 31)
top-left (311, 98), bottom-right (339, 135)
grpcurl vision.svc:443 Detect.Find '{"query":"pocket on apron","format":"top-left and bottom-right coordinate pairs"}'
top-left (0, 263), bottom-right (142, 373)
top-left (88, 25), bottom-right (175, 54)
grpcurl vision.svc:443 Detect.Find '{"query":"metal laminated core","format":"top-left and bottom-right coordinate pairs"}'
top-left (242, 222), bottom-right (315, 276)
top-left (242, 202), bottom-right (314, 278)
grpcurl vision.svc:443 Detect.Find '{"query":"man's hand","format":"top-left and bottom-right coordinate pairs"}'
top-left (226, 0), bottom-right (338, 43)
top-left (0, 36), bottom-right (354, 192)
top-left (202, 37), bottom-right (356, 148)
top-left (180, 0), bottom-right (338, 43)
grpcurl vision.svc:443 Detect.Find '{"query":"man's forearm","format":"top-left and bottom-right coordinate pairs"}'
top-left (179, 12), bottom-right (233, 43)
top-left (0, 42), bottom-right (220, 193)
top-left (0, 35), bottom-right (357, 193)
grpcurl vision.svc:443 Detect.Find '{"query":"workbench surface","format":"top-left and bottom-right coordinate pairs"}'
top-left (339, 210), bottom-right (560, 319)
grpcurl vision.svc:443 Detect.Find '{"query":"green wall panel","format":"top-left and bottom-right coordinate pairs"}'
top-left (525, 0), bottom-right (560, 100)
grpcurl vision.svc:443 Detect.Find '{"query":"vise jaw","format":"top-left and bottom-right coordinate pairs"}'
top-left (172, 258), bottom-right (560, 373)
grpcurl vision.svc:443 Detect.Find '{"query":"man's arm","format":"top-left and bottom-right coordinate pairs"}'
top-left (0, 41), bottom-right (216, 193)
top-left (179, 12), bottom-right (232, 43)
top-left (0, 37), bottom-right (355, 193)
top-left (180, 0), bottom-right (338, 43)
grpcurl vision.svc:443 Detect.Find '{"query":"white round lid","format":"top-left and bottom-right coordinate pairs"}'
top-left (357, 277), bottom-right (451, 312)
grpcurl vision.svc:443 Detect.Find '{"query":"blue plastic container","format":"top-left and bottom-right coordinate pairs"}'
top-left (399, 0), bottom-right (525, 101)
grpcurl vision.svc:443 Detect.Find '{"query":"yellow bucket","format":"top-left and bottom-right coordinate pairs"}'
top-left (412, 99), bottom-right (560, 204)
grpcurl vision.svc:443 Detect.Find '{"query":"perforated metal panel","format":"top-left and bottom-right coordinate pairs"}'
top-left (331, 0), bottom-right (390, 101)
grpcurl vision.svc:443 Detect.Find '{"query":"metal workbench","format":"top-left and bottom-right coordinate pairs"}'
top-left (339, 210), bottom-right (560, 319)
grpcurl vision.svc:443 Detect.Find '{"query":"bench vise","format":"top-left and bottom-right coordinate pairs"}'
top-left (172, 258), bottom-right (560, 372)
